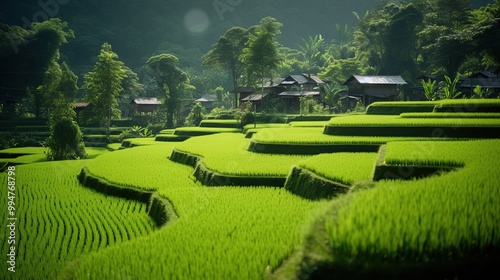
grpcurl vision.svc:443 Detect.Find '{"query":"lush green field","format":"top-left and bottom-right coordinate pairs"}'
top-left (366, 99), bottom-right (500, 115)
top-left (327, 114), bottom-right (500, 126)
top-left (2, 104), bottom-right (500, 279)
top-left (251, 127), bottom-right (442, 144)
top-left (0, 161), bottom-right (155, 279)
top-left (329, 141), bottom-right (500, 261)
top-left (400, 112), bottom-right (500, 118)
top-left (0, 147), bottom-right (109, 165)
top-left (282, 139), bottom-right (500, 279)
top-left (299, 153), bottom-right (379, 185)
top-left (174, 133), bottom-right (308, 176)
top-left (174, 127), bottom-right (242, 136)
top-left (73, 143), bottom-right (328, 279)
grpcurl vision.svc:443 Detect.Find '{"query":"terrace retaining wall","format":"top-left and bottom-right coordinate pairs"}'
top-left (77, 167), bottom-right (177, 227)
top-left (284, 166), bottom-right (351, 200)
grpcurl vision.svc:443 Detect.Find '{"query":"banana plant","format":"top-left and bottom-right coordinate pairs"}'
top-left (421, 79), bottom-right (437, 101)
top-left (442, 74), bottom-right (462, 99)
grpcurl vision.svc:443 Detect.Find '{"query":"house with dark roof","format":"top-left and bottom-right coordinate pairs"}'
top-left (343, 75), bottom-right (407, 106)
top-left (194, 95), bottom-right (218, 111)
top-left (460, 71), bottom-right (500, 97)
top-left (229, 87), bottom-right (256, 108)
top-left (277, 74), bottom-right (326, 113)
top-left (130, 97), bottom-right (162, 116)
top-left (230, 74), bottom-right (326, 112)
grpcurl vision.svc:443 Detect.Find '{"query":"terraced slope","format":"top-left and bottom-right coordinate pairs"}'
top-left (70, 143), bottom-right (328, 279)
top-left (0, 160), bottom-right (155, 280)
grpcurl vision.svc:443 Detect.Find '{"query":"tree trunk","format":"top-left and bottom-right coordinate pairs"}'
top-left (261, 67), bottom-right (265, 112)
top-left (106, 103), bottom-right (111, 142)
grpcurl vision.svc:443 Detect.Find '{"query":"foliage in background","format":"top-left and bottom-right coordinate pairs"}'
top-left (202, 27), bottom-right (249, 90)
top-left (241, 17), bottom-right (283, 92)
top-left (320, 83), bottom-right (344, 113)
top-left (472, 85), bottom-right (493, 99)
top-left (119, 125), bottom-right (153, 141)
top-left (185, 102), bottom-right (206, 126)
top-left (83, 43), bottom-right (126, 140)
top-left (441, 74), bottom-right (463, 99)
top-left (234, 101), bottom-right (254, 126)
top-left (298, 34), bottom-right (326, 73)
top-left (421, 79), bottom-right (437, 101)
top-left (299, 96), bottom-right (328, 115)
top-left (145, 54), bottom-right (195, 128)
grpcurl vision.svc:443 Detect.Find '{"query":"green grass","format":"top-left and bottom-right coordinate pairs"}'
top-left (0, 160), bottom-right (155, 280)
top-left (174, 133), bottom-right (308, 176)
top-left (400, 112), bottom-right (500, 118)
top-left (121, 137), bottom-right (167, 146)
top-left (199, 119), bottom-right (241, 128)
top-left (366, 101), bottom-right (439, 115)
top-left (0, 147), bottom-right (48, 154)
top-left (251, 127), bottom-right (442, 145)
top-left (158, 129), bottom-right (175, 135)
top-left (366, 99), bottom-right (500, 115)
top-left (299, 153), bottom-right (379, 185)
top-left (72, 144), bottom-right (327, 279)
top-left (0, 147), bottom-right (109, 164)
top-left (327, 114), bottom-right (500, 126)
top-left (174, 127), bottom-right (242, 136)
top-left (310, 140), bottom-right (500, 277)
top-left (289, 121), bottom-right (328, 127)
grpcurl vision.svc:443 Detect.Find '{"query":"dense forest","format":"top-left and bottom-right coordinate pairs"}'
top-left (1, 0), bottom-right (499, 126)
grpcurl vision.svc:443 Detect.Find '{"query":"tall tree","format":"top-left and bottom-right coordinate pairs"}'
top-left (38, 60), bottom-right (79, 125)
top-left (0, 19), bottom-right (74, 115)
top-left (417, 0), bottom-right (473, 75)
top-left (469, 0), bottom-right (500, 67)
top-left (202, 27), bottom-right (249, 91)
top-left (118, 66), bottom-right (144, 117)
top-left (328, 23), bottom-right (355, 60)
top-left (298, 34), bottom-right (325, 73)
top-left (241, 17), bottom-right (283, 109)
top-left (145, 54), bottom-right (194, 128)
top-left (83, 43), bottom-right (126, 140)
top-left (352, 7), bottom-right (390, 74)
top-left (384, 3), bottom-right (423, 77)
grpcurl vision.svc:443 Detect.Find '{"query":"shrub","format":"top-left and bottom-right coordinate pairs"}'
top-left (184, 102), bottom-right (206, 126)
top-left (46, 118), bottom-right (87, 160)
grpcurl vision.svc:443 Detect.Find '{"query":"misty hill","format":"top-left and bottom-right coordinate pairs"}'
top-left (0, 0), bottom-right (494, 73)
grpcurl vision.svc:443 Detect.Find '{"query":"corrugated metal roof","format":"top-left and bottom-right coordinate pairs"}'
top-left (278, 91), bottom-right (320, 97)
top-left (241, 93), bottom-right (268, 101)
top-left (133, 98), bottom-right (162, 105)
top-left (74, 102), bottom-right (89, 108)
top-left (289, 75), bottom-right (309, 84)
top-left (195, 95), bottom-right (218, 102)
top-left (303, 74), bottom-right (325, 84)
top-left (349, 75), bottom-right (407, 85)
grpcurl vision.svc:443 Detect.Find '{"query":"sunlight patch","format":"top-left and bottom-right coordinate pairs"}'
top-left (184, 9), bottom-right (210, 33)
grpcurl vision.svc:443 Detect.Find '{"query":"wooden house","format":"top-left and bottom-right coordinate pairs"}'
top-left (343, 75), bottom-right (407, 106)
top-left (460, 71), bottom-right (500, 97)
top-left (130, 98), bottom-right (162, 116)
top-left (277, 74), bottom-right (325, 113)
top-left (229, 87), bottom-right (255, 108)
top-left (194, 95), bottom-right (218, 112)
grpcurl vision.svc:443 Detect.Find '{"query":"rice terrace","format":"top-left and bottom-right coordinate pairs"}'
top-left (0, 99), bottom-right (499, 279)
top-left (1, 0), bottom-right (500, 279)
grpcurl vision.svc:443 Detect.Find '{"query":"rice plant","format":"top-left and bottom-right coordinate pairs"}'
top-left (174, 133), bottom-right (308, 176)
top-left (321, 140), bottom-right (500, 275)
top-left (71, 143), bottom-right (328, 279)
top-left (0, 161), bottom-right (155, 280)
top-left (299, 153), bottom-right (379, 185)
